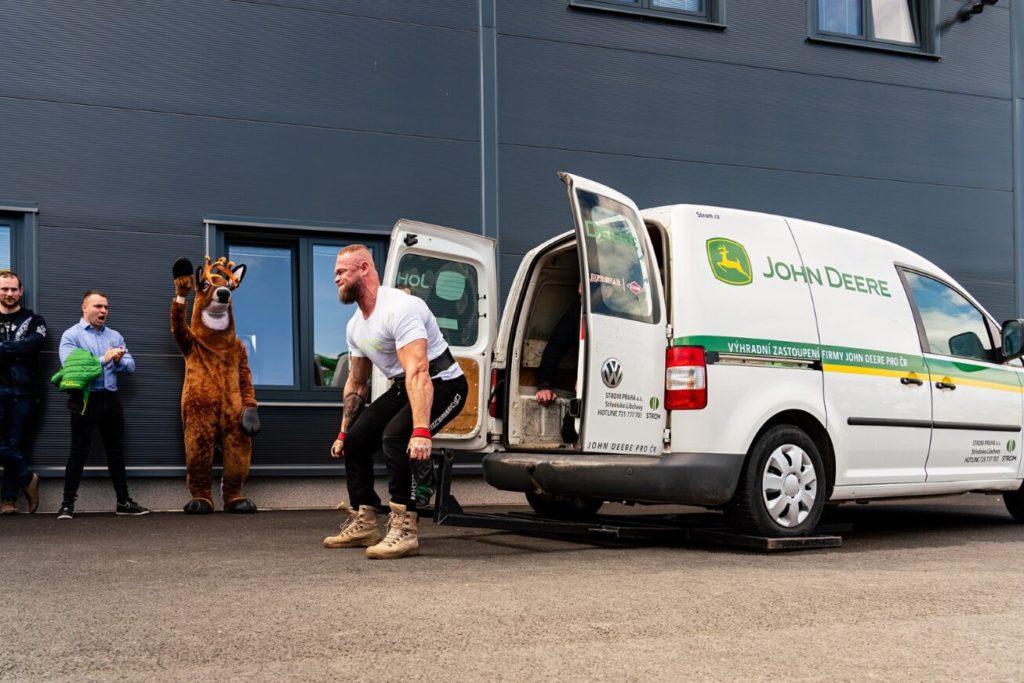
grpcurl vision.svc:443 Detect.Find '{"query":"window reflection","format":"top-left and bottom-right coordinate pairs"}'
top-left (313, 244), bottom-right (365, 386)
top-left (652, 0), bottom-right (701, 11)
top-left (819, 0), bottom-right (862, 35)
top-left (577, 190), bottom-right (657, 325)
top-left (906, 272), bottom-right (992, 362)
top-left (395, 254), bottom-right (479, 347)
top-left (228, 244), bottom-right (295, 385)
top-left (871, 0), bottom-right (915, 43)
top-left (818, 0), bottom-right (916, 44)
top-left (0, 226), bottom-right (11, 269)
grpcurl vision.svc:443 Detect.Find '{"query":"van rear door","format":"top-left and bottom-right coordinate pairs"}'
top-left (560, 173), bottom-right (667, 456)
top-left (381, 219), bottom-right (497, 452)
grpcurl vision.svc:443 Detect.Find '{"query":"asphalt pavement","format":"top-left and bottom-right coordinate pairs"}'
top-left (3, 493), bottom-right (1024, 681)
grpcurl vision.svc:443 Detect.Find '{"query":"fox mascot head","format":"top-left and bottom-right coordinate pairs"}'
top-left (173, 256), bottom-right (247, 341)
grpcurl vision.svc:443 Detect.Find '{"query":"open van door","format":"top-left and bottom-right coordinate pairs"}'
top-left (560, 173), bottom-right (668, 456)
top-left (381, 219), bottom-right (497, 452)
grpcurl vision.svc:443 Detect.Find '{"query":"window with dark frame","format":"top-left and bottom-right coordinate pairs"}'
top-left (570, 0), bottom-right (725, 27)
top-left (0, 223), bottom-right (12, 270)
top-left (811, 0), bottom-right (936, 55)
top-left (215, 227), bottom-right (387, 399)
top-left (0, 208), bottom-right (37, 309)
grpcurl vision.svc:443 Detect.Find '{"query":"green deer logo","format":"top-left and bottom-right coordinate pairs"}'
top-left (706, 238), bottom-right (752, 286)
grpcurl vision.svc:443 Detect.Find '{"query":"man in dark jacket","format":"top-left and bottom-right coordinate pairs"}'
top-left (0, 270), bottom-right (43, 514)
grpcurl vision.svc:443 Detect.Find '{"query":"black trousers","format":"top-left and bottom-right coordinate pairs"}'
top-left (344, 374), bottom-right (468, 510)
top-left (63, 391), bottom-right (130, 503)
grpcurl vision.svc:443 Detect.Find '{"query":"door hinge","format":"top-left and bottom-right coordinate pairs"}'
top-left (663, 428), bottom-right (671, 444)
top-left (665, 324), bottom-right (673, 339)
top-left (569, 398), bottom-right (582, 418)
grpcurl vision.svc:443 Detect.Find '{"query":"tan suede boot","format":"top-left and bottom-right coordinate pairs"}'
top-left (366, 501), bottom-right (419, 559)
top-left (323, 503), bottom-right (382, 548)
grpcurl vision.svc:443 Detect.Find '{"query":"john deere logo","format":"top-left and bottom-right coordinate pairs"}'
top-left (601, 358), bottom-right (622, 388)
top-left (707, 238), bottom-right (752, 286)
top-left (1009, 439), bottom-right (1017, 453)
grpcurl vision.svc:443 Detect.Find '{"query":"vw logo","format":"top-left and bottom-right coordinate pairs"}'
top-left (601, 358), bottom-right (623, 388)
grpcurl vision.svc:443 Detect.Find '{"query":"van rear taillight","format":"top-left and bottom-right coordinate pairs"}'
top-left (488, 368), bottom-right (501, 418)
top-left (665, 346), bottom-right (707, 410)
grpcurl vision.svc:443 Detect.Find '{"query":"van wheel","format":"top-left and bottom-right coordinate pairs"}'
top-left (728, 425), bottom-right (825, 537)
top-left (1003, 485), bottom-right (1024, 522)
top-left (525, 491), bottom-right (603, 519)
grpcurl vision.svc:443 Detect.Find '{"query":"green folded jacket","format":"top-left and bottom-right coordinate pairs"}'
top-left (51, 347), bottom-right (103, 414)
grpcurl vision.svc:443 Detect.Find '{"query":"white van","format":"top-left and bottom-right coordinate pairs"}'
top-left (380, 173), bottom-right (1024, 537)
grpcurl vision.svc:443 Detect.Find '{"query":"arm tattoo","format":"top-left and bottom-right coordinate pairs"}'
top-left (343, 392), bottom-right (366, 429)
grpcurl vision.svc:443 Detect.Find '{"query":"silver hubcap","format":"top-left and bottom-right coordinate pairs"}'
top-left (761, 444), bottom-right (817, 528)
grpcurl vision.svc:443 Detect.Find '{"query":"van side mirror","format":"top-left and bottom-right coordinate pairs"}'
top-left (948, 331), bottom-right (986, 360)
top-left (1001, 319), bottom-right (1024, 362)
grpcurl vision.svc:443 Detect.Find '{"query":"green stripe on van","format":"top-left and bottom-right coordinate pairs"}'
top-left (924, 357), bottom-right (1021, 388)
top-left (673, 334), bottom-right (983, 377)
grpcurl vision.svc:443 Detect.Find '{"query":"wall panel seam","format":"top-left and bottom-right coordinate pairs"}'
top-left (223, 0), bottom-right (478, 32)
top-left (498, 142), bottom-right (1014, 193)
top-left (496, 32), bottom-right (1013, 102)
top-left (0, 95), bottom-right (482, 144)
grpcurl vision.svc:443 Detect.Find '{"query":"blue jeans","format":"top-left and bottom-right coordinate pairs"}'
top-left (0, 391), bottom-right (36, 502)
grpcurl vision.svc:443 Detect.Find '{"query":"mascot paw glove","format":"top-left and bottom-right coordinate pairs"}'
top-left (173, 257), bottom-right (195, 296)
top-left (241, 406), bottom-right (261, 436)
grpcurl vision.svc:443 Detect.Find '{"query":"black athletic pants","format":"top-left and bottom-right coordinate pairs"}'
top-left (344, 374), bottom-right (468, 510)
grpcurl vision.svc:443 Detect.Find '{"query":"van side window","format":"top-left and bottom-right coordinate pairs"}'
top-left (395, 254), bottom-right (479, 347)
top-left (577, 190), bottom-right (659, 325)
top-left (904, 271), bottom-right (993, 362)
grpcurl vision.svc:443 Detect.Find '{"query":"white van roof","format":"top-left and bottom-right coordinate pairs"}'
top-left (641, 203), bottom-right (956, 285)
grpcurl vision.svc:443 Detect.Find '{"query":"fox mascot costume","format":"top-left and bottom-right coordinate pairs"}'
top-left (171, 256), bottom-right (261, 514)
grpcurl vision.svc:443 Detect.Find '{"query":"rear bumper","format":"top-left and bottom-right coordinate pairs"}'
top-left (482, 451), bottom-right (744, 506)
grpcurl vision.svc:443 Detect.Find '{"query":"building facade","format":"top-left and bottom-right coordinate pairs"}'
top-left (0, 0), bottom-right (1018, 476)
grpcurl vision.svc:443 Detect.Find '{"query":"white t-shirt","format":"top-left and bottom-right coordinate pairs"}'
top-left (346, 286), bottom-right (463, 381)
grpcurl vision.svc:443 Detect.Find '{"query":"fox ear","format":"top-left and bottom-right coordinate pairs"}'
top-left (230, 264), bottom-right (246, 289)
top-left (195, 265), bottom-right (210, 292)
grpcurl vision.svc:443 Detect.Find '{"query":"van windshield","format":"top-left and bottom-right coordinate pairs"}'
top-left (577, 190), bottom-right (658, 324)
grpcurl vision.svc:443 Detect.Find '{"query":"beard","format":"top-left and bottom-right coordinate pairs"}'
top-left (338, 280), bottom-right (361, 304)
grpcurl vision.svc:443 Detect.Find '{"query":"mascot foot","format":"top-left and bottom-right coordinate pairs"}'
top-left (226, 498), bottom-right (258, 514)
top-left (183, 498), bottom-right (214, 514)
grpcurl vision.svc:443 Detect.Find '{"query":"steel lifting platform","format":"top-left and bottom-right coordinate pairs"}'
top-left (428, 450), bottom-right (844, 552)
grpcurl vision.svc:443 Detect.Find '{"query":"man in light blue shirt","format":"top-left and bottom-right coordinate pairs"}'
top-left (56, 290), bottom-right (148, 519)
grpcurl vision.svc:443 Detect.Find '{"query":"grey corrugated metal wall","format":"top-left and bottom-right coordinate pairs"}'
top-left (495, 0), bottom-right (1015, 317)
top-left (1, 0), bottom-right (483, 474)
top-left (0, 0), bottom-right (1016, 476)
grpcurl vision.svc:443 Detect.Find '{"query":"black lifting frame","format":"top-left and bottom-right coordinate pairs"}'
top-left (428, 450), bottom-right (844, 552)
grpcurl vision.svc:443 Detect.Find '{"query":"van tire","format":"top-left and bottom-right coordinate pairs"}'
top-left (728, 425), bottom-right (825, 537)
top-left (1003, 485), bottom-right (1024, 522)
top-left (525, 491), bottom-right (603, 519)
